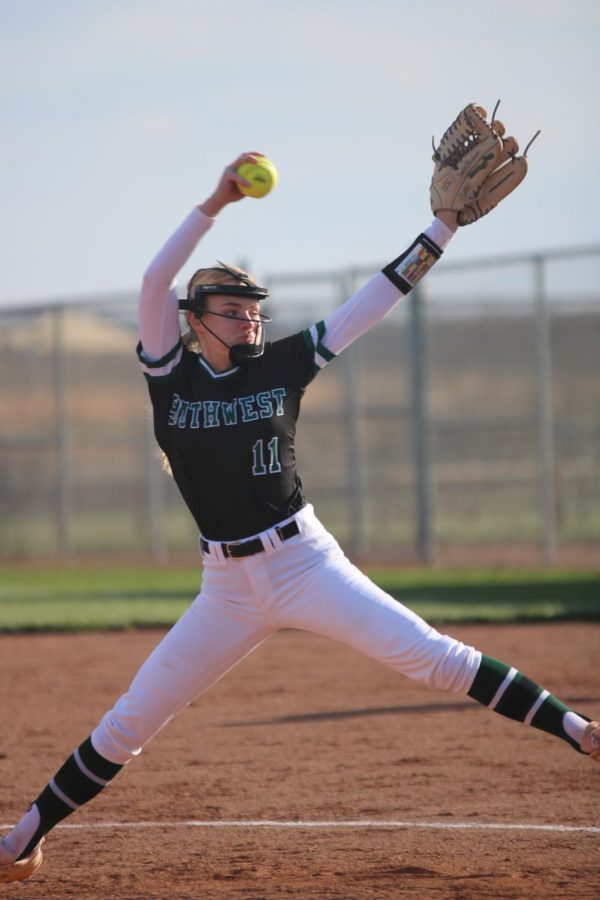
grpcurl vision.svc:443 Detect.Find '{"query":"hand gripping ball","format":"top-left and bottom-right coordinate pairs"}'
top-left (236, 156), bottom-right (278, 198)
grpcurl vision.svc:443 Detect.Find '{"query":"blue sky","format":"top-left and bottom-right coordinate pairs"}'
top-left (1, 0), bottom-right (599, 305)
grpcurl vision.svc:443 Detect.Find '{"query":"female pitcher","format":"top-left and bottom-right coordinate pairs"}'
top-left (2, 133), bottom-right (598, 884)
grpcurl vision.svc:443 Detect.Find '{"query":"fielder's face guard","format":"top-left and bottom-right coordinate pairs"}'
top-left (178, 262), bottom-right (271, 365)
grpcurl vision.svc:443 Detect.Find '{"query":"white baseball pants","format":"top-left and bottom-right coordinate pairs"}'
top-left (92, 505), bottom-right (481, 765)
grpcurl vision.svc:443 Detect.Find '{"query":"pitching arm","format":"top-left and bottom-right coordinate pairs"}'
top-left (138, 208), bottom-right (215, 361)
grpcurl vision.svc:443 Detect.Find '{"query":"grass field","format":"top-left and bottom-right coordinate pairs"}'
top-left (0, 566), bottom-right (598, 631)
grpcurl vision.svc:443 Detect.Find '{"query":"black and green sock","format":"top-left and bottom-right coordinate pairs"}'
top-left (18, 736), bottom-right (123, 859)
top-left (468, 654), bottom-right (590, 751)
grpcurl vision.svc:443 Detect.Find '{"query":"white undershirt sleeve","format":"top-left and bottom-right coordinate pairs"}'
top-left (138, 207), bottom-right (215, 361)
top-left (313, 217), bottom-right (454, 358)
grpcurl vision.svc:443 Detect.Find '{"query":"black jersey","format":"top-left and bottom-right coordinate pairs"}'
top-left (138, 329), bottom-right (324, 541)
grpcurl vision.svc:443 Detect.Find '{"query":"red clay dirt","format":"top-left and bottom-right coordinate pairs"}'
top-left (1, 622), bottom-right (598, 898)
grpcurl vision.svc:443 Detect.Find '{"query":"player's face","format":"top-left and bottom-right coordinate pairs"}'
top-left (204, 295), bottom-right (262, 345)
top-left (190, 293), bottom-right (264, 371)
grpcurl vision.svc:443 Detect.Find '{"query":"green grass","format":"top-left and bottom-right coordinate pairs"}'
top-left (0, 568), bottom-right (201, 631)
top-left (369, 568), bottom-right (600, 623)
top-left (0, 566), bottom-right (599, 632)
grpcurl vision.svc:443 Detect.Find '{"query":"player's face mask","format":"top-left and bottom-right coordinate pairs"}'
top-left (179, 263), bottom-right (271, 366)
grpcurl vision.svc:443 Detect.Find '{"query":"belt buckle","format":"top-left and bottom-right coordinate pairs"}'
top-left (223, 539), bottom-right (253, 559)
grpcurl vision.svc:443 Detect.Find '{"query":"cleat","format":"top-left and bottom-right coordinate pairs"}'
top-left (580, 721), bottom-right (600, 762)
top-left (0, 839), bottom-right (44, 884)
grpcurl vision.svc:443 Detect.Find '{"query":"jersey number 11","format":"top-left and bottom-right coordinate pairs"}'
top-left (252, 437), bottom-right (282, 476)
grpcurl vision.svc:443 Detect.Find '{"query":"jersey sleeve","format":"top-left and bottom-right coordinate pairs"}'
top-left (304, 217), bottom-right (454, 372)
top-left (137, 206), bottom-right (215, 365)
top-left (136, 336), bottom-right (185, 384)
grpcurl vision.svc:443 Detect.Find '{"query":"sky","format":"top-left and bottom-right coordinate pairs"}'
top-left (1, 0), bottom-right (599, 307)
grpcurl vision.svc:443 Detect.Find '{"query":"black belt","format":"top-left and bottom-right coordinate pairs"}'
top-left (201, 520), bottom-right (300, 559)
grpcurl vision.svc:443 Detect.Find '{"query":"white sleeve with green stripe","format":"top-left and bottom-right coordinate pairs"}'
top-left (137, 338), bottom-right (183, 383)
top-left (305, 218), bottom-right (454, 374)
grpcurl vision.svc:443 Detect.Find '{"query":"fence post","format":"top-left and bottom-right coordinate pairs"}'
top-left (408, 283), bottom-right (434, 565)
top-left (51, 305), bottom-right (73, 558)
top-left (340, 271), bottom-right (367, 559)
top-left (534, 256), bottom-right (557, 566)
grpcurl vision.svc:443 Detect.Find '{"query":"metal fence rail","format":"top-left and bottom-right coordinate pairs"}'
top-left (1, 245), bottom-right (598, 566)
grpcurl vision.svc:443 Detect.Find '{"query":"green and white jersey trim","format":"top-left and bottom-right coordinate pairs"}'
top-left (137, 339), bottom-right (183, 383)
top-left (137, 340), bottom-right (242, 383)
top-left (302, 320), bottom-right (337, 376)
top-left (197, 355), bottom-right (240, 380)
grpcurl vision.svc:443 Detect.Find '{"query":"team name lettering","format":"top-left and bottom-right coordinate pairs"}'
top-left (168, 389), bottom-right (287, 430)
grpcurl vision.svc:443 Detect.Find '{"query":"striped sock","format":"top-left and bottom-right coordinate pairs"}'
top-left (467, 655), bottom-right (590, 752)
top-left (18, 737), bottom-right (123, 859)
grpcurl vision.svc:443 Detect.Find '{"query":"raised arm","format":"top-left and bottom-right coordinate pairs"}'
top-left (309, 101), bottom-right (535, 365)
top-left (314, 213), bottom-right (457, 359)
top-left (138, 209), bottom-right (213, 360)
top-left (137, 152), bottom-right (262, 360)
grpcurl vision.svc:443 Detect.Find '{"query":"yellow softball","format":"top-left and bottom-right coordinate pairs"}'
top-left (236, 156), bottom-right (278, 198)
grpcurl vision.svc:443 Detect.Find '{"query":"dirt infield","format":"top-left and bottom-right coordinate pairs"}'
top-left (2, 622), bottom-right (599, 898)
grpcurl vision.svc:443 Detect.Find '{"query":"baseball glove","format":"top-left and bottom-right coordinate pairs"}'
top-left (430, 102), bottom-right (539, 225)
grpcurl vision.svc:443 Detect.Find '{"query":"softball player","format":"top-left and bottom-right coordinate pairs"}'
top-left (1, 151), bottom-right (598, 885)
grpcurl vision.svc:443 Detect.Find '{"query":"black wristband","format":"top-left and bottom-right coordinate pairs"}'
top-left (382, 233), bottom-right (443, 294)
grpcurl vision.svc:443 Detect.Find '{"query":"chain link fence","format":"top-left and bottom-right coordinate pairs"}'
top-left (1, 246), bottom-right (599, 566)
